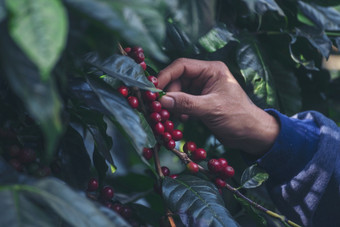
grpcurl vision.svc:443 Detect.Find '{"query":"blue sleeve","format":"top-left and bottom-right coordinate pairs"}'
top-left (256, 109), bottom-right (340, 227)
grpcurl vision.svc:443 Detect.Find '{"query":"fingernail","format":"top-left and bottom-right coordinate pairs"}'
top-left (160, 95), bottom-right (174, 109)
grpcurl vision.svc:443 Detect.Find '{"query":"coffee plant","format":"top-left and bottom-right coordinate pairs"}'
top-left (0, 0), bottom-right (339, 226)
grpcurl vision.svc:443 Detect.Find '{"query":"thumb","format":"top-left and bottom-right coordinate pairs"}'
top-left (159, 92), bottom-right (207, 117)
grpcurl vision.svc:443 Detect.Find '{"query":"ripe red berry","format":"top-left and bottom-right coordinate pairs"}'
top-left (131, 51), bottom-right (145, 63)
top-left (161, 166), bottom-right (170, 176)
top-left (147, 76), bottom-right (158, 87)
top-left (150, 101), bottom-right (162, 113)
top-left (142, 148), bottom-right (153, 160)
top-left (121, 206), bottom-right (132, 218)
top-left (150, 112), bottom-right (162, 124)
top-left (183, 141), bottom-right (197, 154)
top-left (153, 122), bottom-right (165, 135)
top-left (163, 132), bottom-right (172, 142)
top-left (191, 148), bottom-right (207, 161)
top-left (170, 174), bottom-right (178, 179)
top-left (19, 148), bottom-right (36, 163)
top-left (218, 158), bottom-right (228, 168)
top-left (140, 61), bottom-right (147, 70)
top-left (221, 166), bottom-right (235, 178)
top-left (124, 47), bottom-right (131, 54)
top-left (104, 201), bottom-right (113, 209)
top-left (8, 145), bottom-right (21, 157)
top-left (128, 96), bottom-right (139, 109)
top-left (112, 203), bottom-right (123, 214)
top-left (101, 186), bottom-right (114, 201)
top-left (118, 85), bottom-right (129, 97)
top-left (208, 159), bottom-right (222, 173)
top-left (186, 162), bottom-right (199, 173)
top-left (132, 46), bottom-right (143, 53)
top-left (9, 159), bottom-right (22, 171)
top-left (163, 120), bottom-right (174, 133)
top-left (165, 139), bottom-right (176, 150)
top-left (171, 129), bottom-right (183, 141)
top-left (88, 178), bottom-right (99, 192)
top-left (160, 109), bottom-right (170, 122)
top-left (144, 91), bottom-right (157, 102)
top-left (214, 178), bottom-right (226, 188)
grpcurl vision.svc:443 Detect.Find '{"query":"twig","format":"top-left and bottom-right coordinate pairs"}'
top-left (154, 143), bottom-right (163, 178)
top-left (166, 210), bottom-right (177, 227)
top-left (117, 43), bottom-right (128, 56)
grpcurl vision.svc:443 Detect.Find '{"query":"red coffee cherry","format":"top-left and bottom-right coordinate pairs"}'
top-left (132, 46), bottom-right (143, 53)
top-left (153, 122), bottom-right (165, 135)
top-left (150, 112), bottom-right (162, 124)
top-left (131, 51), bottom-right (145, 63)
top-left (183, 141), bottom-right (197, 154)
top-left (218, 158), bottom-right (228, 168)
top-left (160, 109), bottom-right (170, 122)
top-left (171, 129), bottom-right (183, 141)
top-left (118, 85), bottom-right (129, 97)
top-left (187, 162), bottom-right (199, 173)
top-left (161, 166), bottom-right (170, 176)
top-left (208, 159), bottom-right (222, 173)
top-left (9, 159), bottom-right (22, 171)
top-left (87, 178), bottom-right (99, 192)
top-left (221, 166), bottom-right (235, 178)
top-left (144, 91), bottom-right (157, 102)
top-left (163, 132), bottom-right (172, 142)
top-left (8, 145), bottom-right (21, 158)
top-left (121, 206), bottom-right (133, 219)
top-left (142, 148), bottom-right (153, 160)
top-left (124, 47), bottom-right (131, 54)
top-left (140, 61), bottom-right (147, 70)
top-left (101, 186), bottom-right (114, 201)
top-left (19, 148), bottom-right (36, 163)
top-left (112, 203), bottom-right (123, 214)
top-left (170, 174), bottom-right (178, 179)
top-left (104, 201), bottom-right (113, 209)
top-left (163, 120), bottom-right (174, 133)
top-left (128, 96), bottom-right (139, 109)
top-left (147, 76), bottom-right (158, 87)
top-left (215, 178), bottom-right (226, 188)
top-left (150, 101), bottom-right (162, 113)
top-left (165, 139), bottom-right (176, 150)
top-left (191, 148), bottom-right (207, 161)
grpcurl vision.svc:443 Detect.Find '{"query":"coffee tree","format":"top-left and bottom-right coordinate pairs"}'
top-left (0, 0), bottom-right (339, 226)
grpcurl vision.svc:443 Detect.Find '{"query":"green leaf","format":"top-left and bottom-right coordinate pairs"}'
top-left (297, 10), bottom-right (315, 26)
top-left (242, 0), bottom-right (285, 16)
top-left (162, 175), bottom-right (239, 227)
top-left (6, 0), bottom-right (68, 80)
top-left (240, 165), bottom-right (269, 189)
top-left (85, 53), bottom-right (160, 92)
top-left (137, 112), bottom-right (156, 149)
top-left (236, 35), bottom-right (278, 108)
top-left (298, 1), bottom-right (340, 31)
top-left (199, 23), bottom-right (237, 52)
top-left (0, 0), bottom-right (6, 23)
top-left (0, 28), bottom-right (63, 162)
top-left (64, 0), bottom-right (167, 62)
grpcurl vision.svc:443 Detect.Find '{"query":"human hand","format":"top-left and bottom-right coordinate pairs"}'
top-left (157, 58), bottom-right (279, 156)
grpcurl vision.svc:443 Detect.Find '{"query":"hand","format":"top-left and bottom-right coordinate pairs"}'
top-left (157, 58), bottom-right (279, 156)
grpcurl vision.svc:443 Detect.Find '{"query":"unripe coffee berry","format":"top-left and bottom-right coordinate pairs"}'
top-left (153, 122), bottom-right (165, 135)
top-left (144, 91), bottom-right (157, 102)
top-left (208, 159), bottom-right (222, 173)
top-left (87, 178), bottom-right (99, 192)
top-left (150, 112), bottom-right (162, 124)
top-left (218, 158), bottom-right (228, 168)
top-left (161, 166), bottom-right (170, 176)
top-left (187, 162), bottom-right (199, 173)
top-left (140, 61), bottom-right (147, 70)
top-left (183, 141), bottom-right (197, 154)
top-left (147, 76), bottom-right (158, 87)
top-left (163, 120), bottom-right (174, 133)
top-left (214, 178), bottom-right (226, 188)
top-left (160, 109), bottom-right (170, 122)
top-left (192, 148), bottom-right (207, 161)
top-left (165, 139), bottom-right (176, 150)
top-left (150, 101), bottom-right (162, 113)
top-left (118, 85), bottom-right (129, 97)
top-left (101, 186), bottom-right (114, 201)
top-left (128, 96), bottom-right (139, 109)
top-left (163, 132), bottom-right (172, 142)
top-left (142, 148), bottom-right (153, 160)
top-left (171, 129), bottom-right (183, 141)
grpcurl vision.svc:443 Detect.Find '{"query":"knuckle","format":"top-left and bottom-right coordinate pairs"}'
top-left (173, 58), bottom-right (188, 65)
top-left (178, 97), bottom-right (196, 113)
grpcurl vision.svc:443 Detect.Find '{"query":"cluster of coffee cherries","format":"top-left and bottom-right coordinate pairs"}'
top-left (86, 178), bottom-right (145, 226)
top-left (124, 46), bottom-right (147, 71)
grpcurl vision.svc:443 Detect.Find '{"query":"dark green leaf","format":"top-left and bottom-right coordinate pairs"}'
top-left (0, 0), bottom-right (6, 23)
top-left (334, 37), bottom-right (340, 49)
top-left (199, 23), bottom-right (237, 52)
top-left (85, 53), bottom-right (160, 92)
top-left (295, 26), bottom-right (332, 59)
top-left (64, 0), bottom-right (167, 61)
top-left (137, 112), bottom-right (156, 148)
top-left (242, 0), bottom-right (284, 16)
top-left (298, 1), bottom-right (340, 31)
top-left (0, 28), bottom-right (63, 162)
top-left (236, 35), bottom-right (278, 108)
top-left (6, 0), bottom-right (67, 79)
top-left (162, 175), bottom-right (239, 227)
top-left (130, 203), bottom-right (162, 227)
top-left (240, 164), bottom-right (269, 189)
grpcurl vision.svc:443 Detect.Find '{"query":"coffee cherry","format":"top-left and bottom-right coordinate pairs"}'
top-left (171, 129), bottom-right (183, 141)
top-left (118, 85), bottom-right (129, 97)
top-left (132, 51), bottom-right (145, 63)
top-left (124, 47), bottom-right (131, 54)
top-left (113, 203), bottom-right (123, 214)
top-left (8, 145), bottom-right (21, 157)
top-left (162, 132), bottom-right (172, 142)
top-left (214, 178), bottom-right (226, 188)
top-left (132, 46), bottom-right (143, 53)
top-left (218, 158), bottom-right (228, 168)
top-left (147, 76), bottom-right (158, 87)
top-left (150, 101), bottom-right (162, 113)
top-left (144, 91), bottom-right (157, 102)
top-left (9, 159), bottom-right (22, 171)
top-left (101, 186), bottom-right (114, 201)
top-left (160, 109), bottom-right (170, 122)
top-left (186, 162), bottom-right (199, 173)
top-left (104, 201), bottom-right (113, 209)
top-left (192, 148), bottom-right (207, 161)
top-left (128, 96), bottom-right (139, 109)
top-left (161, 166), bottom-right (170, 176)
top-left (163, 120), bottom-right (174, 133)
top-left (183, 141), bottom-right (197, 154)
top-left (150, 112), bottom-right (162, 124)
top-left (19, 148), bottom-right (36, 164)
top-left (165, 139), bottom-right (176, 150)
top-left (153, 122), bottom-right (165, 135)
top-left (140, 61), bottom-right (147, 70)
top-left (221, 166), bottom-right (235, 178)
top-left (208, 159), bottom-right (222, 173)
top-left (121, 206), bottom-right (133, 219)
top-left (87, 178), bottom-right (99, 191)
top-left (142, 148), bottom-right (153, 160)
top-left (37, 166), bottom-right (51, 177)
top-left (170, 174), bottom-right (178, 179)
